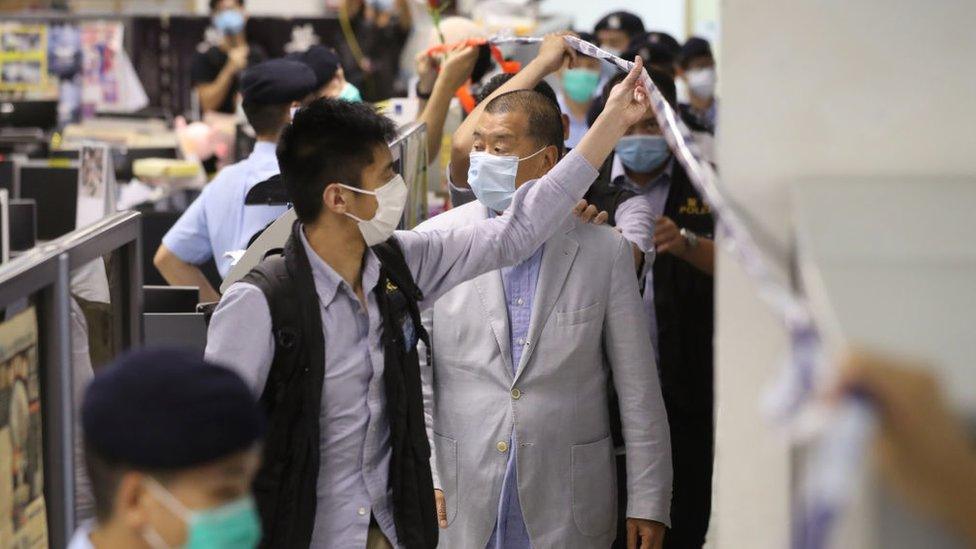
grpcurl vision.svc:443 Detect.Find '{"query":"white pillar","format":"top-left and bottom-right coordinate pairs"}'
top-left (714, 0), bottom-right (976, 547)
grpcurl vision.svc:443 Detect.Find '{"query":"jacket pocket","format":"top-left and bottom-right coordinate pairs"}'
top-left (571, 435), bottom-right (616, 536)
top-left (433, 432), bottom-right (459, 526)
top-left (556, 302), bottom-right (602, 327)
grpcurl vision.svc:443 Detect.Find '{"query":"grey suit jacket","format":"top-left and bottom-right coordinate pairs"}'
top-left (417, 201), bottom-right (672, 549)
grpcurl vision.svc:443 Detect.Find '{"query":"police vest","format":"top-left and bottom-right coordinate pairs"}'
top-left (653, 163), bottom-right (715, 413)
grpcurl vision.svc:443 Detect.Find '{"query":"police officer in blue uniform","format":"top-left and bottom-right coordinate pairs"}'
top-left (154, 58), bottom-right (316, 302)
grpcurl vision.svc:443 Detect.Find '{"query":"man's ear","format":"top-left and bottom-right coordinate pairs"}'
top-left (561, 113), bottom-right (570, 141)
top-left (118, 471), bottom-right (151, 530)
top-left (322, 183), bottom-right (348, 215)
top-left (544, 145), bottom-right (560, 171)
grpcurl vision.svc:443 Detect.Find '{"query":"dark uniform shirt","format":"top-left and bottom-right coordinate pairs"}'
top-left (191, 44), bottom-right (268, 114)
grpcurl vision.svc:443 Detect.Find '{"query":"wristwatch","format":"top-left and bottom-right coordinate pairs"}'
top-left (680, 228), bottom-right (700, 249)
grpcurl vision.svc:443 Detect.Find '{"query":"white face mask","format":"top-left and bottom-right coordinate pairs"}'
top-left (685, 67), bottom-right (717, 100)
top-left (339, 174), bottom-right (407, 247)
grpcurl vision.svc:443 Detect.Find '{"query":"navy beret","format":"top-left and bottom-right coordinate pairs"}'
top-left (241, 58), bottom-right (317, 105)
top-left (623, 39), bottom-right (675, 68)
top-left (681, 37), bottom-right (714, 65)
top-left (594, 11), bottom-right (645, 37)
top-left (629, 31), bottom-right (682, 58)
top-left (82, 347), bottom-right (265, 470)
top-left (288, 45), bottom-right (340, 90)
top-left (575, 31), bottom-right (597, 45)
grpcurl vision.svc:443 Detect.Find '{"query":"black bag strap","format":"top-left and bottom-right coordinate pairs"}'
top-left (240, 255), bottom-right (304, 407)
top-left (372, 236), bottom-right (424, 303)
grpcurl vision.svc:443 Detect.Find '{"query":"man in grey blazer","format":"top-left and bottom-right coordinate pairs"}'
top-left (416, 38), bottom-right (671, 549)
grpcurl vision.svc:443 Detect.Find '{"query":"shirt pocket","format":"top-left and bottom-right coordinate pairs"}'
top-left (556, 302), bottom-right (602, 327)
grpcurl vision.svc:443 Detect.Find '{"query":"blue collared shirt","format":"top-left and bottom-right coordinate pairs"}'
top-left (162, 141), bottom-right (287, 277)
top-left (557, 92), bottom-right (591, 150)
top-left (612, 155), bottom-right (673, 357)
top-left (486, 236), bottom-right (544, 549)
top-left (205, 150), bottom-right (599, 548)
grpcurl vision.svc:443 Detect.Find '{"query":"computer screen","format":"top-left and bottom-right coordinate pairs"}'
top-left (143, 285), bottom-right (200, 313)
top-left (18, 164), bottom-right (77, 241)
top-left (115, 147), bottom-right (177, 182)
top-left (0, 100), bottom-right (58, 131)
top-left (7, 199), bottom-right (36, 252)
top-left (0, 159), bottom-right (16, 195)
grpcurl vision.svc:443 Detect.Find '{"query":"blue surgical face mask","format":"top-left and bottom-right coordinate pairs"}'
top-left (468, 146), bottom-right (547, 212)
top-left (142, 477), bottom-right (261, 549)
top-left (213, 9), bottom-right (245, 36)
top-left (338, 82), bottom-right (362, 103)
top-left (615, 135), bottom-right (671, 174)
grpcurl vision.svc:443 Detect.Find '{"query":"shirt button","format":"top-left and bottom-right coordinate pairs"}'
top-left (516, 337), bottom-right (525, 346)
top-left (511, 388), bottom-right (522, 400)
top-left (357, 507), bottom-right (367, 516)
top-left (515, 297), bottom-right (524, 306)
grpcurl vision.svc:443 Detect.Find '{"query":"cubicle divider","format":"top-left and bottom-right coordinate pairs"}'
top-left (0, 210), bottom-right (142, 548)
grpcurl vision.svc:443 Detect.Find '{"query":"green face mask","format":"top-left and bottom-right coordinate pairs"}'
top-left (143, 478), bottom-right (262, 549)
top-left (338, 81), bottom-right (363, 103)
top-left (562, 68), bottom-right (600, 103)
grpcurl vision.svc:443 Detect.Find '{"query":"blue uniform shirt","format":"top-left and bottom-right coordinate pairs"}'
top-left (162, 141), bottom-right (287, 277)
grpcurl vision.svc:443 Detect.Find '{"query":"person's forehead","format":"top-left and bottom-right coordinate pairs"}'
top-left (477, 110), bottom-right (528, 139)
top-left (579, 56), bottom-right (602, 70)
top-left (216, 0), bottom-right (240, 9)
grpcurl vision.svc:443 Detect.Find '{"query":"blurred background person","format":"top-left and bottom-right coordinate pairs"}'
top-left (192, 0), bottom-right (267, 114)
top-left (677, 37), bottom-right (718, 136)
top-left (557, 32), bottom-right (602, 149)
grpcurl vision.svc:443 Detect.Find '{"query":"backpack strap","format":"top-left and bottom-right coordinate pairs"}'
top-left (239, 255), bottom-right (304, 409)
top-left (372, 236), bottom-right (424, 303)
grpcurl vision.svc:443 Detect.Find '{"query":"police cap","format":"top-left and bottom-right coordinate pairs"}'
top-left (82, 347), bottom-right (265, 470)
top-left (288, 45), bottom-right (341, 90)
top-left (241, 58), bottom-right (317, 105)
top-left (681, 36), bottom-right (714, 66)
top-left (594, 11), bottom-right (645, 38)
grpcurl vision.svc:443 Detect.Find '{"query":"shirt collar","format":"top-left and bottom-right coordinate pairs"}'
top-left (611, 154), bottom-right (674, 193)
top-left (298, 225), bottom-right (380, 307)
top-left (250, 140), bottom-right (278, 160)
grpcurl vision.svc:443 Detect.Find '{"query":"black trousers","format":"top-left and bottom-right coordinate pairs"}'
top-left (612, 409), bottom-right (714, 549)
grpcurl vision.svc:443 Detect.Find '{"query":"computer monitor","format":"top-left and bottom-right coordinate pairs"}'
top-left (7, 199), bottom-right (36, 252)
top-left (0, 100), bottom-right (58, 131)
top-left (143, 285), bottom-right (200, 313)
top-left (0, 159), bottom-right (17, 196)
top-left (18, 164), bottom-right (77, 241)
top-left (48, 149), bottom-right (79, 161)
top-left (115, 147), bottom-right (177, 182)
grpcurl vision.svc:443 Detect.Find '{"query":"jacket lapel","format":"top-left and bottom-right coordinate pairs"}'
top-left (474, 272), bottom-right (514, 376)
top-left (472, 205), bottom-right (514, 376)
top-left (514, 220), bottom-right (579, 381)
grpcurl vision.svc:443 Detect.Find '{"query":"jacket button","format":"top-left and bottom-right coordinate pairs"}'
top-left (357, 507), bottom-right (367, 516)
top-left (511, 388), bottom-right (522, 400)
top-left (496, 441), bottom-right (509, 453)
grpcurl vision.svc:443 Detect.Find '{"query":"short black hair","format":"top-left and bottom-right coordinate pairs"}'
top-left (587, 67), bottom-right (676, 126)
top-left (484, 89), bottom-right (565, 157)
top-left (277, 98), bottom-right (397, 222)
top-left (84, 442), bottom-right (175, 522)
top-left (210, 0), bottom-right (244, 10)
top-left (242, 101), bottom-right (289, 137)
top-left (476, 73), bottom-right (561, 111)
